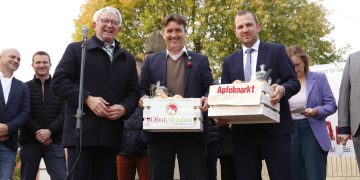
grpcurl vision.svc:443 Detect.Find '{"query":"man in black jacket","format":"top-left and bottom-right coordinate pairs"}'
top-left (52, 6), bottom-right (139, 180)
top-left (19, 51), bottom-right (66, 180)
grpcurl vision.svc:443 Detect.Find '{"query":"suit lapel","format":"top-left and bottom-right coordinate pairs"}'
top-left (184, 52), bottom-right (192, 94)
top-left (256, 42), bottom-right (267, 71)
top-left (306, 72), bottom-right (316, 99)
top-left (160, 52), bottom-right (167, 86)
top-left (7, 78), bottom-right (18, 105)
top-left (236, 50), bottom-right (245, 80)
top-left (0, 82), bottom-right (5, 105)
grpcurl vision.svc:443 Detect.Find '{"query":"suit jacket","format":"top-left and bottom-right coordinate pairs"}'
top-left (305, 71), bottom-right (337, 151)
top-left (221, 42), bottom-right (300, 135)
top-left (139, 51), bottom-right (214, 143)
top-left (0, 77), bottom-right (30, 150)
top-left (52, 35), bottom-right (139, 151)
top-left (338, 51), bottom-right (360, 136)
top-left (139, 51), bottom-right (213, 98)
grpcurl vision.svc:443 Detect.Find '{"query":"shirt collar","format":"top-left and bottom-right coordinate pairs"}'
top-left (35, 74), bottom-right (51, 81)
top-left (166, 46), bottom-right (188, 58)
top-left (242, 39), bottom-right (260, 54)
top-left (96, 35), bottom-right (115, 47)
top-left (0, 71), bottom-right (14, 79)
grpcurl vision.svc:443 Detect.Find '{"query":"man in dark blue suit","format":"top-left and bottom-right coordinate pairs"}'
top-left (0, 48), bottom-right (30, 179)
top-left (219, 10), bottom-right (300, 180)
top-left (139, 14), bottom-right (214, 180)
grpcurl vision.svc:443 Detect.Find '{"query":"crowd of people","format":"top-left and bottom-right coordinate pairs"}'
top-left (0, 5), bottom-right (359, 180)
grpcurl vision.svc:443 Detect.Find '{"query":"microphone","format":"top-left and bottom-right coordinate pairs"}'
top-left (82, 26), bottom-right (89, 41)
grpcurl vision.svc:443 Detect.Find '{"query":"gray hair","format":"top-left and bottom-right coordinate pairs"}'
top-left (93, 6), bottom-right (122, 26)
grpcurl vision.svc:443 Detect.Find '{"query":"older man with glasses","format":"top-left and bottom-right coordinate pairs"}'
top-left (52, 6), bottom-right (139, 180)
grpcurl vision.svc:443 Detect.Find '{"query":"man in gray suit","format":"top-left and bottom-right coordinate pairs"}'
top-left (338, 51), bottom-right (360, 169)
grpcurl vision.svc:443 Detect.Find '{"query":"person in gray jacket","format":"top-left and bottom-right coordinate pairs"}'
top-left (337, 51), bottom-right (360, 170)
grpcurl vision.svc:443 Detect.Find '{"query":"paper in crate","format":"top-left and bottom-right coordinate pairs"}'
top-left (143, 98), bottom-right (203, 132)
top-left (208, 82), bottom-right (279, 124)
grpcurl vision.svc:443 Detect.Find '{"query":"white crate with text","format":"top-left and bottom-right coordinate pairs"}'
top-left (143, 98), bottom-right (203, 132)
top-left (208, 82), bottom-right (279, 124)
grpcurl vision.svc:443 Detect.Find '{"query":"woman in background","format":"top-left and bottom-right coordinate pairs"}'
top-left (286, 45), bottom-right (337, 180)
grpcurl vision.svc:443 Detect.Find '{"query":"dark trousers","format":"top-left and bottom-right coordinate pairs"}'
top-left (148, 133), bottom-right (207, 180)
top-left (116, 154), bottom-right (149, 180)
top-left (290, 120), bottom-right (328, 180)
top-left (66, 146), bottom-right (117, 180)
top-left (206, 144), bottom-right (218, 180)
top-left (20, 143), bottom-right (66, 180)
top-left (219, 155), bottom-right (237, 180)
top-left (232, 128), bottom-right (291, 180)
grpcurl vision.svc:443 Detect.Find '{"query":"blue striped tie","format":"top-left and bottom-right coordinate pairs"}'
top-left (244, 48), bottom-right (254, 82)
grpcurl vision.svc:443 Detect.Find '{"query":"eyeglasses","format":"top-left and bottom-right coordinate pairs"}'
top-left (99, 18), bottom-right (120, 26)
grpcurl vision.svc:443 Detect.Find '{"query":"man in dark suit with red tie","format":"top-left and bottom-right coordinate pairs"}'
top-left (218, 10), bottom-right (300, 180)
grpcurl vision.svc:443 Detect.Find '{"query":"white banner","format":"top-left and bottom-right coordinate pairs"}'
top-left (310, 62), bottom-right (355, 156)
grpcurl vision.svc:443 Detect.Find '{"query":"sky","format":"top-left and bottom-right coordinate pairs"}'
top-left (0, 0), bottom-right (85, 81)
top-left (323, 0), bottom-right (360, 58)
top-left (0, 0), bottom-right (359, 82)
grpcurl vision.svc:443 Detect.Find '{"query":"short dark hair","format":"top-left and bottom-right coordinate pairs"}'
top-left (32, 51), bottom-right (51, 64)
top-left (286, 45), bottom-right (311, 73)
top-left (161, 14), bottom-right (187, 31)
top-left (236, 10), bottom-right (258, 24)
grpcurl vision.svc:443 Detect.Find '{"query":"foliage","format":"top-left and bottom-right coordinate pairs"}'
top-left (72, 0), bottom-right (347, 79)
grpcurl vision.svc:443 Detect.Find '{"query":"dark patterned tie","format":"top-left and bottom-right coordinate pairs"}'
top-left (244, 48), bottom-right (254, 82)
top-left (103, 44), bottom-right (114, 62)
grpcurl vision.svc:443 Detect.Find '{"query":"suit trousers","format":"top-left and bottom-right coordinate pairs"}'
top-left (290, 119), bottom-right (328, 180)
top-left (20, 143), bottom-right (66, 180)
top-left (232, 127), bottom-right (291, 180)
top-left (66, 146), bottom-right (117, 180)
top-left (116, 154), bottom-right (149, 180)
top-left (148, 133), bottom-right (207, 180)
top-left (206, 144), bottom-right (218, 180)
top-left (219, 155), bottom-right (237, 180)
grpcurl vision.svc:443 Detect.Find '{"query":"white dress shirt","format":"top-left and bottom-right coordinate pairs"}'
top-left (242, 39), bottom-right (260, 81)
top-left (0, 71), bottom-right (13, 104)
top-left (166, 46), bottom-right (188, 61)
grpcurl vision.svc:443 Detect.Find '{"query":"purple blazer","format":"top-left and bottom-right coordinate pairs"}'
top-left (306, 71), bottom-right (337, 151)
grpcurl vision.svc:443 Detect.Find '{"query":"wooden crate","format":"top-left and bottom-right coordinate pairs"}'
top-left (208, 82), bottom-right (279, 124)
top-left (209, 104), bottom-right (279, 124)
top-left (143, 98), bottom-right (203, 132)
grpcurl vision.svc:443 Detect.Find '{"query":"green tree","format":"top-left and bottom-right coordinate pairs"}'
top-left (73, 0), bottom-right (346, 79)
